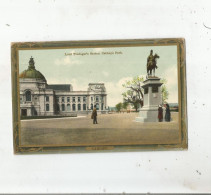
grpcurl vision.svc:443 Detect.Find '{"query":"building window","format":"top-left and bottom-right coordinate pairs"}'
top-left (56, 97), bottom-right (59, 102)
top-left (101, 103), bottom-right (104, 110)
top-left (78, 104), bottom-right (81, 111)
top-left (67, 104), bottom-right (70, 111)
top-left (62, 104), bottom-right (65, 111)
top-left (83, 104), bottom-right (86, 110)
top-left (78, 97), bottom-right (81, 102)
top-left (91, 97), bottom-right (93, 102)
top-left (21, 109), bottom-right (27, 116)
top-left (62, 97), bottom-right (65, 102)
top-left (56, 104), bottom-right (60, 111)
top-left (152, 86), bottom-right (158, 93)
top-left (72, 104), bottom-right (76, 111)
top-left (144, 88), bottom-right (148, 94)
top-left (72, 97), bottom-right (75, 102)
top-left (46, 96), bottom-right (49, 102)
top-left (101, 96), bottom-right (103, 101)
top-left (25, 90), bottom-right (31, 101)
top-left (96, 103), bottom-right (99, 110)
top-left (46, 104), bottom-right (49, 111)
top-left (83, 96), bottom-right (86, 102)
top-left (96, 96), bottom-right (99, 102)
top-left (67, 97), bottom-right (70, 102)
top-left (34, 109), bottom-right (37, 116)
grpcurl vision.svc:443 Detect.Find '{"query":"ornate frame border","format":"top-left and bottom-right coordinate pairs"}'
top-left (11, 38), bottom-right (187, 154)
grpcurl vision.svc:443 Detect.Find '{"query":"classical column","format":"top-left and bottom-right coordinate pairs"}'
top-left (75, 96), bottom-right (78, 112)
top-left (99, 95), bottom-right (101, 111)
top-left (104, 95), bottom-right (107, 109)
top-left (86, 95), bottom-right (89, 110)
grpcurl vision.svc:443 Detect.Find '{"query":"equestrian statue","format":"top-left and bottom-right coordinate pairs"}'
top-left (147, 50), bottom-right (160, 76)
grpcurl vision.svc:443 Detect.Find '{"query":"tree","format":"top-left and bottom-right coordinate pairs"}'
top-left (115, 102), bottom-right (123, 112)
top-left (122, 76), bottom-right (144, 112)
top-left (122, 76), bottom-right (169, 110)
top-left (161, 78), bottom-right (169, 103)
top-left (122, 102), bottom-right (129, 110)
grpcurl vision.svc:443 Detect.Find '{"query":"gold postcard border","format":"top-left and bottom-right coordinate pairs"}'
top-left (11, 38), bottom-right (188, 154)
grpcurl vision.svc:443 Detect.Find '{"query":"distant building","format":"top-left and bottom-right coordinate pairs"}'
top-left (19, 57), bottom-right (107, 116)
top-left (168, 103), bottom-right (179, 112)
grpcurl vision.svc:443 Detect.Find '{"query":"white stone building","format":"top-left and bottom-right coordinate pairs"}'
top-left (19, 57), bottom-right (107, 117)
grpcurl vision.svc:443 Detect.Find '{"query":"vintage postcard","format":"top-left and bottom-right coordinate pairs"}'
top-left (11, 38), bottom-right (187, 154)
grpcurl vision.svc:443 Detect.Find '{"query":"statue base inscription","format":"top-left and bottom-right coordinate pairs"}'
top-left (136, 77), bottom-right (163, 122)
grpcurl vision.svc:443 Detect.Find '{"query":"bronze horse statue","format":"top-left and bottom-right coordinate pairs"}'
top-left (147, 53), bottom-right (160, 76)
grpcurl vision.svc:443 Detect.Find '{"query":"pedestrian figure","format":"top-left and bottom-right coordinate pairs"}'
top-left (91, 105), bottom-right (98, 124)
top-left (165, 103), bottom-right (171, 122)
top-left (158, 105), bottom-right (163, 122)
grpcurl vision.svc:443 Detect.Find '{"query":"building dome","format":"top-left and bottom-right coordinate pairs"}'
top-left (19, 57), bottom-right (46, 81)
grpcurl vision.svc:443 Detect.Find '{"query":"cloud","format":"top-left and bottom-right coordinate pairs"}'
top-left (163, 65), bottom-right (178, 87)
top-left (54, 56), bottom-right (81, 66)
top-left (47, 76), bottom-right (133, 107)
top-left (47, 77), bottom-right (88, 91)
top-left (102, 71), bottom-right (109, 77)
top-left (161, 65), bottom-right (178, 103)
top-left (47, 76), bottom-right (132, 107)
top-left (47, 72), bottom-right (178, 107)
top-left (104, 76), bottom-right (133, 107)
top-left (105, 71), bottom-right (179, 106)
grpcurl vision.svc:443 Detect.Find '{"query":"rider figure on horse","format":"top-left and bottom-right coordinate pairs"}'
top-left (147, 50), bottom-right (159, 76)
top-left (147, 50), bottom-right (154, 69)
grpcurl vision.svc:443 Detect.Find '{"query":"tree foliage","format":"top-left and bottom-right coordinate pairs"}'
top-left (122, 102), bottom-right (129, 109)
top-left (122, 76), bottom-right (144, 111)
top-left (115, 102), bottom-right (123, 112)
top-left (161, 78), bottom-right (169, 103)
top-left (122, 76), bottom-right (169, 110)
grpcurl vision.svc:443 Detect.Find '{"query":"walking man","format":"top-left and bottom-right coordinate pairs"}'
top-left (92, 105), bottom-right (98, 124)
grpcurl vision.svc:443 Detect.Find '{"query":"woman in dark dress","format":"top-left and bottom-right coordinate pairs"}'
top-left (165, 103), bottom-right (171, 122)
top-left (158, 105), bottom-right (163, 122)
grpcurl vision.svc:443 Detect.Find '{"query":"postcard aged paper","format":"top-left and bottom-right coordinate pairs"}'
top-left (11, 38), bottom-right (187, 154)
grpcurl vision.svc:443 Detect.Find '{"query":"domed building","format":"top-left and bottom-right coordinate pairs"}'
top-left (19, 57), bottom-right (107, 117)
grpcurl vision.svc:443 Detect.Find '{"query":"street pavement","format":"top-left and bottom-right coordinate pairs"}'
top-left (20, 112), bottom-right (180, 146)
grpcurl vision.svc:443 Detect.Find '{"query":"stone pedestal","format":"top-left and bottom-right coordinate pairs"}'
top-left (136, 76), bottom-right (163, 122)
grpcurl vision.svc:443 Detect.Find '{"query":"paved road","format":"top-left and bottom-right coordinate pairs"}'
top-left (20, 112), bottom-right (180, 146)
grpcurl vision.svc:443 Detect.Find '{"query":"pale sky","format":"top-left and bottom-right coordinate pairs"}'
top-left (19, 45), bottom-right (178, 106)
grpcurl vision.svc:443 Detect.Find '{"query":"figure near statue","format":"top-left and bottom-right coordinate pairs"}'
top-left (147, 50), bottom-right (160, 77)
